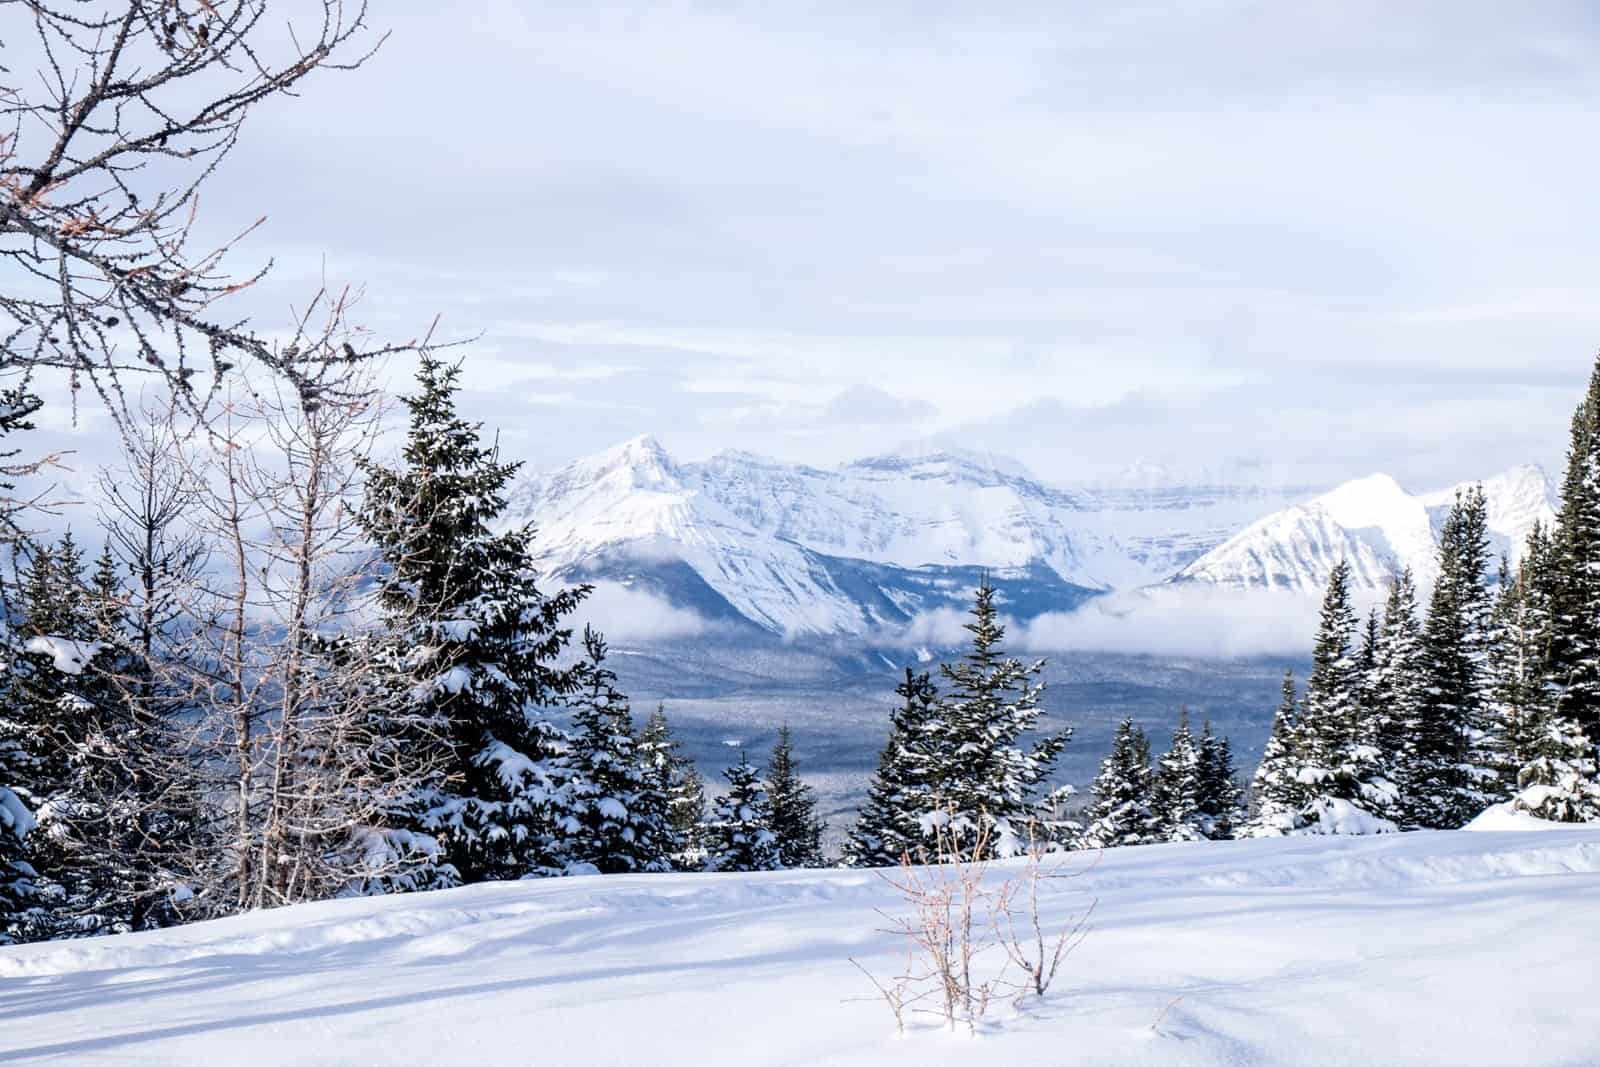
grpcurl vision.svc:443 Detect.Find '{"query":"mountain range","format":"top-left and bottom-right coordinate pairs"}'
top-left (504, 436), bottom-right (1558, 640)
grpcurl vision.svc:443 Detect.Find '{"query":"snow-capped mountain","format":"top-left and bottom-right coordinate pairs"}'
top-left (1174, 465), bottom-right (1558, 592)
top-left (507, 437), bottom-right (1557, 637)
top-left (505, 436), bottom-right (1309, 636)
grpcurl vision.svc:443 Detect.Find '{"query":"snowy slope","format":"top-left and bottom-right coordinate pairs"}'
top-left (506, 437), bottom-right (1309, 635)
top-left (4, 829), bottom-right (1599, 1065)
top-left (1175, 465), bottom-right (1558, 592)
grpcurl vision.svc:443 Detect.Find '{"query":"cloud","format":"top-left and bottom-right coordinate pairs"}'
top-left (820, 385), bottom-right (937, 425)
top-left (575, 581), bottom-right (711, 644)
top-left (1014, 586), bottom-right (1386, 659)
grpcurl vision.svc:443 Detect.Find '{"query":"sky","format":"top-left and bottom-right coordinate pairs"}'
top-left (30, 1), bottom-right (1600, 494)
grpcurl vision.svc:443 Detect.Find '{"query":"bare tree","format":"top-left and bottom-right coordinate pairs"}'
top-left (0, 1), bottom-right (419, 412)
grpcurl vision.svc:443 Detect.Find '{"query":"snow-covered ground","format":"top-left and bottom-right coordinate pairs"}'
top-left (3, 826), bottom-right (1598, 1066)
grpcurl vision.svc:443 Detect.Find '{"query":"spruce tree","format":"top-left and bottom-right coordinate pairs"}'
top-left (764, 725), bottom-right (824, 868)
top-left (1081, 717), bottom-right (1156, 849)
top-left (357, 354), bottom-right (590, 884)
top-left (932, 579), bottom-right (1069, 859)
top-left (845, 668), bottom-right (941, 867)
top-left (1244, 671), bottom-right (1305, 835)
top-left (1194, 720), bottom-right (1242, 840)
top-left (566, 629), bottom-right (673, 875)
top-left (1294, 560), bottom-right (1361, 784)
top-left (704, 752), bottom-right (780, 873)
top-left (1152, 709), bottom-right (1204, 842)
top-left (1367, 568), bottom-right (1428, 826)
top-left (637, 704), bottom-right (707, 871)
top-left (1415, 487), bottom-right (1495, 828)
top-left (1548, 355), bottom-right (1600, 748)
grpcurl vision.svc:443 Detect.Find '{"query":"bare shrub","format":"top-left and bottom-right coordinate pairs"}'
top-left (854, 811), bottom-right (1098, 1037)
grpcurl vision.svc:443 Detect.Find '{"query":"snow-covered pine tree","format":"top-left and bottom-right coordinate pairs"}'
top-left (1194, 719), bottom-right (1242, 840)
top-left (1548, 355), bottom-right (1600, 751)
top-left (1243, 671), bottom-right (1305, 836)
top-left (1482, 549), bottom-right (1552, 803)
top-left (2, 532), bottom-right (139, 938)
top-left (1415, 487), bottom-right (1495, 828)
top-left (637, 704), bottom-right (708, 871)
top-left (357, 354), bottom-right (590, 885)
top-left (932, 579), bottom-right (1069, 859)
top-left (1293, 559), bottom-right (1361, 790)
top-left (1151, 709), bottom-right (1204, 842)
top-left (765, 725), bottom-right (824, 869)
top-left (704, 752), bottom-right (781, 873)
top-left (0, 738), bottom-right (37, 944)
top-left (845, 668), bottom-right (942, 867)
top-left (566, 629), bottom-right (673, 875)
top-left (1367, 568), bottom-right (1427, 826)
top-left (1081, 717), bottom-right (1156, 849)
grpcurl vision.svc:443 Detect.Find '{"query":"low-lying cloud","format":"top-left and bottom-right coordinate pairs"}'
top-left (575, 581), bottom-right (712, 644)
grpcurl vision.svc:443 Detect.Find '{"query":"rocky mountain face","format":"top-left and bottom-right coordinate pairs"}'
top-left (505, 436), bottom-right (1312, 636)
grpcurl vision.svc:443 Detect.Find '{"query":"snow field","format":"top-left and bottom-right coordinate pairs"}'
top-left (2, 827), bottom-right (1598, 1066)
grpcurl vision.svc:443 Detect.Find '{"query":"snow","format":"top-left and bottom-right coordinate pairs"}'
top-left (1464, 803), bottom-right (1576, 833)
top-left (4, 829), bottom-right (1599, 1065)
top-left (22, 636), bottom-right (104, 676)
top-left (1179, 465), bottom-right (1557, 593)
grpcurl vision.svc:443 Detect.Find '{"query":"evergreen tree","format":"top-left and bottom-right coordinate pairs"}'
top-left (1194, 719), bottom-right (1242, 840)
top-left (1415, 487), bottom-right (1495, 828)
top-left (1294, 560), bottom-right (1361, 783)
top-left (845, 668), bottom-right (941, 867)
top-left (1367, 568), bottom-right (1428, 826)
top-left (1483, 549), bottom-right (1554, 803)
top-left (764, 725), bottom-right (824, 868)
top-left (637, 704), bottom-right (707, 871)
top-left (357, 354), bottom-right (590, 884)
top-left (1151, 710), bottom-right (1204, 842)
top-left (704, 752), bottom-right (780, 873)
top-left (1244, 671), bottom-right (1305, 835)
top-left (1548, 355), bottom-right (1600, 749)
top-left (1081, 717), bottom-right (1156, 849)
top-left (566, 629), bottom-right (673, 875)
top-left (931, 579), bottom-right (1069, 859)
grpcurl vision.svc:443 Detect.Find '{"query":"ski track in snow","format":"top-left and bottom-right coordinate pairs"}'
top-left (2, 830), bottom-right (1598, 1065)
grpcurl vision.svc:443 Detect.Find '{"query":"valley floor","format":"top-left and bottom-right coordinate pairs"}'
top-left (3, 826), bottom-right (1599, 1066)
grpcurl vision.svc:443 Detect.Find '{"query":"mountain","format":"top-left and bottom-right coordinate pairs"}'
top-left (1174, 465), bottom-right (1558, 592)
top-left (506, 436), bottom-right (1310, 637)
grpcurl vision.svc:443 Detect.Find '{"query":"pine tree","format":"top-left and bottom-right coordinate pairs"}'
top-left (0, 726), bottom-right (39, 944)
top-left (1548, 355), bottom-right (1600, 749)
top-left (1244, 671), bottom-right (1305, 836)
top-left (637, 704), bottom-right (707, 871)
top-left (1081, 717), bottom-right (1156, 849)
top-left (357, 354), bottom-right (590, 884)
top-left (1415, 487), bottom-right (1495, 828)
top-left (931, 579), bottom-right (1069, 859)
top-left (1194, 720), bottom-right (1242, 840)
top-left (1367, 568), bottom-right (1428, 826)
top-left (704, 752), bottom-right (780, 873)
top-left (845, 668), bottom-right (942, 867)
top-left (566, 629), bottom-right (673, 875)
top-left (1152, 710), bottom-right (1204, 842)
top-left (764, 725), bottom-right (824, 868)
top-left (1294, 559), bottom-right (1361, 785)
